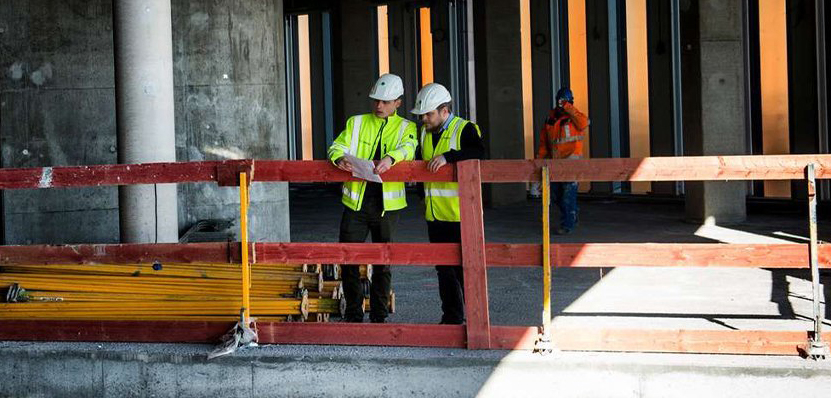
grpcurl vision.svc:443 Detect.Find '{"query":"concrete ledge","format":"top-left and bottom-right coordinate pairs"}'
top-left (2, 342), bottom-right (831, 397)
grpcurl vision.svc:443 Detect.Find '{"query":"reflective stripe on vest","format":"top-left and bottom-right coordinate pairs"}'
top-left (342, 186), bottom-right (361, 201)
top-left (349, 115), bottom-right (363, 155)
top-left (425, 188), bottom-right (458, 198)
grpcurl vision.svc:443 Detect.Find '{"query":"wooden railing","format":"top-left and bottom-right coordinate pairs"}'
top-left (0, 155), bottom-right (830, 355)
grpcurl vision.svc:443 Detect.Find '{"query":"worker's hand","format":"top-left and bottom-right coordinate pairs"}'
top-left (336, 157), bottom-right (354, 172)
top-left (561, 101), bottom-right (575, 115)
top-left (427, 155), bottom-right (447, 173)
top-left (374, 156), bottom-right (394, 174)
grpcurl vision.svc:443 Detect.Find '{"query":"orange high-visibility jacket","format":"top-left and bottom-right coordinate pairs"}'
top-left (536, 103), bottom-right (590, 160)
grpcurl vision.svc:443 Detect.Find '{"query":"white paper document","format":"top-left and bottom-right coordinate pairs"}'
top-left (345, 155), bottom-right (383, 183)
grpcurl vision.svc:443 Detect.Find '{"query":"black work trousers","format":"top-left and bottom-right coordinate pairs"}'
top-left (427, 220), bottom-right (465, 324)
top-left (338, 194), bottom-right (398, 323)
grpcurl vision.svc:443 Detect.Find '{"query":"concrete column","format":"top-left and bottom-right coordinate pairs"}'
top-left (113, 0), bottom-right (178, 243)
top-left (683, 0), bottom-right (747, 224)
top-left (473, 0), bottom-right (526, 206)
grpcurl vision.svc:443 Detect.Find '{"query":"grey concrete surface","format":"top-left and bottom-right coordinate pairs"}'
top-left (2, 341), bottom-right (831, 398)
top-left (0, 0), bottom-right (290, 245)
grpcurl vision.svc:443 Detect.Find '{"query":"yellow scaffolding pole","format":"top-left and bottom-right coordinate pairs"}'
top-left (240, 172), bottom-right (251, 324)
top-left (536, 166), bottom-right (553, 353)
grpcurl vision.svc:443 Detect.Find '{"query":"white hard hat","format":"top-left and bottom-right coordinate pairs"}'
top-left (411, 83), bottom-right (452, 115)
top-left (368, 73), bottom-right (404, 101)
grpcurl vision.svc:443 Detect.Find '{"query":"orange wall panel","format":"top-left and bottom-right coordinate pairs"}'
top-left (626, 0), bottom-right (651, 194)
top-left (759, 0), bottom-right (791, 198)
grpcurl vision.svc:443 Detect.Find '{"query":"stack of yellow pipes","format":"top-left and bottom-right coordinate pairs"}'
top-left (0, 262), bottom-right (342, 322)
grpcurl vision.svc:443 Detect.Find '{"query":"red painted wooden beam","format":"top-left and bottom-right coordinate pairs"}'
top-left (253, 243), bottom-right (459, 265)
top-left (480, 155), bottom-right (831, 183)
top-left (0, 242), bottom-right (237, 265)
top-left (458, 160), bottom-right (491, 349)
top-left (486, 243), bottom-right (831, 268)
top-left (0, 321), bottom-right (824, 356)
top-left (0, 320), bottom-right (232, 343)
top-left (0, 161), bottom-right (221, 189)
top-left (0, 155), bottom-right (828, 190)
top-left (2, 242), bottom-right (826, 268)
top-left (256, 322), bottom-right (466, 348)
top-left (254, 160), bottom-right (455, 183)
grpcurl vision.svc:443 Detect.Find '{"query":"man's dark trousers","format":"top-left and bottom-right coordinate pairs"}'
top-left (339, 193), bottom-right (397, 322)
top-left (427, 220), bottom-right (465, 324)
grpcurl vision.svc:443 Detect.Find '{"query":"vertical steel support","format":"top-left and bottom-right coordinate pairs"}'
top-left (240, 172), bottom-right (251, 324)
top-left (535, 166), bottom-right (553, 353)
top-left (816, 1), bottom-right (830, 200)
top-left (806, 164), bottom-right (828, 359)
top-left (670, 0), bottom-right (685, 194)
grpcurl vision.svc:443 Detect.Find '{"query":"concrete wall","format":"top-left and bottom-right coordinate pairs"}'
top-left (0, 0), bottom-right (289, 244)
top-left (0, 1), bottom-right (119, 244)
top-left (171, 0), bottom-right (289, 242)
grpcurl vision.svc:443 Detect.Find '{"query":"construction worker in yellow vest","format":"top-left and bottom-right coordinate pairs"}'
top-left (327, 73), bottom-right (418, 323)
top-left (412, 83), bottom-right (484, 325)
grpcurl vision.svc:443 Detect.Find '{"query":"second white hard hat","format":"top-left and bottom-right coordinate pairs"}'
top-left (411, 83), bottom-right (452, 115)
top-left (369, 73), bottom-right (404, 101)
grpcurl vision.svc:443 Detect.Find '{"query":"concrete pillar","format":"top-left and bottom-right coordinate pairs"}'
top-left (113, 0), bottom-right (178, 243)
top-left (472, 0), bottom-right (526, 206)
top-left (683, 0), bottom-right (748, 224)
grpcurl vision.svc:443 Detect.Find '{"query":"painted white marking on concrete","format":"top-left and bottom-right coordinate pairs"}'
top-left (38, 167), bottom-right (53, 188)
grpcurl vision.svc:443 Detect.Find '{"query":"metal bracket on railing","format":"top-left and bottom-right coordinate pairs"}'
top-left (535, 166), bottom-right (555, 355)
top-left (805, 164), bottom-right (829, 360)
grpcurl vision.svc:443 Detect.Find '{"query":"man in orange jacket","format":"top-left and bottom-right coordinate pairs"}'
top-left (535, 87), bottom-right (590, 234)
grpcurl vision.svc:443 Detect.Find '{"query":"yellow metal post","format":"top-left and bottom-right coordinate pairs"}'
top-left (541, 167), bottom-right (551, 336)
top-left (240, 172), bottom-right (251, 323)
top-left (535, 166), bottom-right (552, 353)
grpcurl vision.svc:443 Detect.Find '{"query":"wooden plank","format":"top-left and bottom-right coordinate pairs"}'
top-left (550, 328), bottom-right (831, 356)
top-left (491, 326), bottom-right (831, 355)
top-left (0, 161), bottom-right (221, 189)
top-left (256, 322), bottom-right (466, 348)
top-left (0, 242), bottom-right (236, 265)
top-left (253, 243), bottom-right (460, 265)
top-left (253, 160), bottom-right (455, 183)
top-left (486, 243), bottom-right (831, 268)
top-left (480, 155), bottom-right (831, 183)
top-left (0, 320), bottom-right (232, 343)
top-left (457, 160), bottom-right (491, 349)
top-left (2, 242), bottom-right (826, 269)
top-left (0, 155), bottom-right (829, 190)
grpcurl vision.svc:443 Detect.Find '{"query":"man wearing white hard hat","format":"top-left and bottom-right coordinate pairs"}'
top-left (327, 73), bottom-right (418, 323)
top-left (412, 83), bottom-right (484, 324)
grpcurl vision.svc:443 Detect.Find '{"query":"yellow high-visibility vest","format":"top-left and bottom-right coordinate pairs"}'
top-left (328, 112), bottom-right (417, 211)
top-left (420, 116), bottom-right (481, 222)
